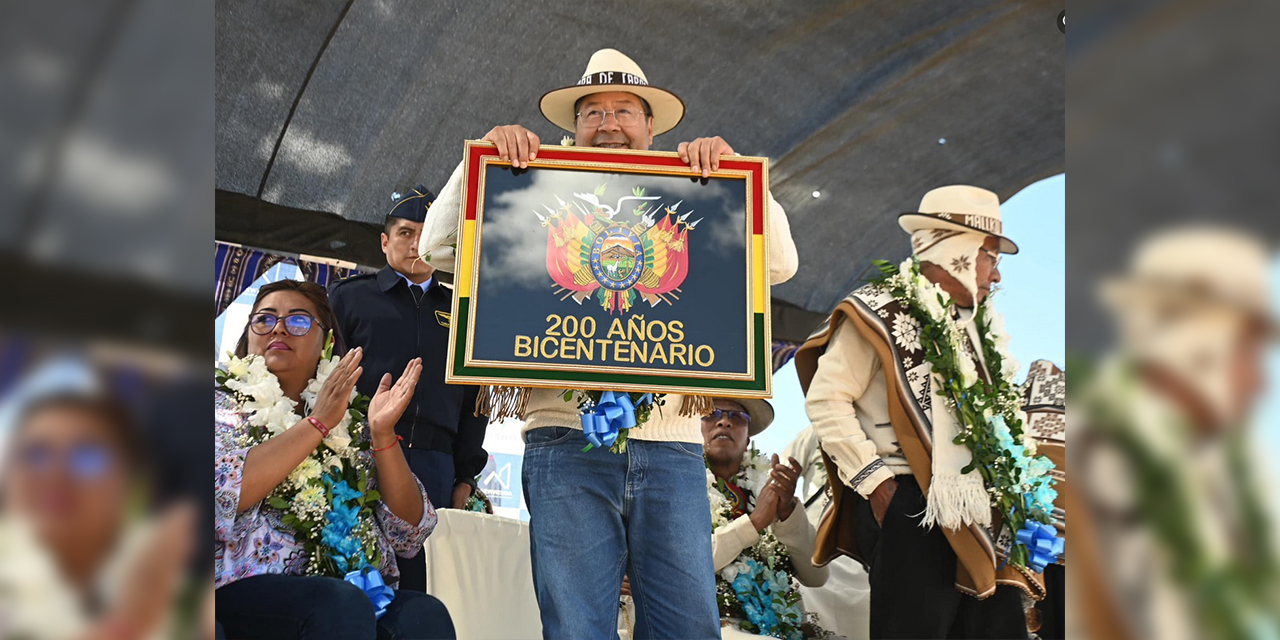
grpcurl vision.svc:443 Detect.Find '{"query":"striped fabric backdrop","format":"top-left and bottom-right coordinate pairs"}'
top-left (214, 241), bottom-right (367, 315)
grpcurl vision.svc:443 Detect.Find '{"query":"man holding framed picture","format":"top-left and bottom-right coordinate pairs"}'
top-left (418, 48), bottom-right (798, 639)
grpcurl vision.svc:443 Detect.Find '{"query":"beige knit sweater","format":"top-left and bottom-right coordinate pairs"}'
top-left (520, 391), bottom-right (700, 443)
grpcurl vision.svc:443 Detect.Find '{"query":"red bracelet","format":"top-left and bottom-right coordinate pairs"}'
top-left (372, 435), bottom-right (404, 453)
top-left (306, 416), bottom-right (330, 438)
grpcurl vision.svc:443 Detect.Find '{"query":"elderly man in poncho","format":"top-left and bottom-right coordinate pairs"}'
top-left (795, 185), bottom-right (1049, 639)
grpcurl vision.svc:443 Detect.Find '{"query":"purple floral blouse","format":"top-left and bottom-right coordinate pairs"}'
top-left (214, 390), bottom-right (436, 589)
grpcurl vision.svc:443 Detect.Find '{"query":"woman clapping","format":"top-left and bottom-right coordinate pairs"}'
top-left (214, 280), bottom-right (453, 640)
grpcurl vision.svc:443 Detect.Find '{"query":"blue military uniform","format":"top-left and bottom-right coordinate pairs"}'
top-left (328, 186), bottom-right (488, 593)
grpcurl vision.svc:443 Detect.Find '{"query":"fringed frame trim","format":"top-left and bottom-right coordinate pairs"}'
top-left (678, 394), bottom-right (715, 418)
top-left (475, 385), bottom-right (531, 422)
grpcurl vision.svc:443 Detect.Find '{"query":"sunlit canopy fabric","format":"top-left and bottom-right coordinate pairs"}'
top-left (215, 0), bottom-right (1063, 341)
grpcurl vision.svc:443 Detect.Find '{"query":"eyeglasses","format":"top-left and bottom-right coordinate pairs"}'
top-left (248, 312), bottom-right (322, 337)
top-left (702, 409), bottom-right (752, 426)
top-left (980, 247), bottom-right (1002, 269)
top-left (575, 108), bottom-right (648, 128)
top-left (16, 442), bottom-right (114, 480)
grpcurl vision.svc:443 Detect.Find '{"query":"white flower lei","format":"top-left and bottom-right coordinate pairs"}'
top-left (708, 446), bottom-right (793, 583)
top-left (707, 448), bottom-right (773, 531)
top-left (883, 258), bottom-right (1026, 428)
top-left (216, 337), bottom-right (381, 577)
top-left (222, 353), bottom-right (359, 457)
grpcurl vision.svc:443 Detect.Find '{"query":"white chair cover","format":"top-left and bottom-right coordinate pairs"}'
top-left (422, 510), bottom-right (543, 639)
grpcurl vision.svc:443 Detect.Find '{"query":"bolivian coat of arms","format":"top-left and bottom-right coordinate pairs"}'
top-left (537, 184), bottom-right (700, 314)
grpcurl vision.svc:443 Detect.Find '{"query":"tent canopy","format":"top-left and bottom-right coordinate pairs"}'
top-left (216, 0), bottom-right (1063, 341)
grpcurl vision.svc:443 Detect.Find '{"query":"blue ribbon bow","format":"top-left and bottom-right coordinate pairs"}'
top-left (1015, 521), bottom-right (1064, 573)
top-left (345, 567), bottom-right (395, 619)
top-left (580, 392), bottom-right (652, 448)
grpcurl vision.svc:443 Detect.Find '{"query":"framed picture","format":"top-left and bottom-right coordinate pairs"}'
top-left (447, 141), bottom-right (772, 398)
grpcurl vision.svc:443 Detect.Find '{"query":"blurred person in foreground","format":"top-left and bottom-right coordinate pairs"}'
top-left (1076, 227), bottom-right (1279, 640)
top-left (0, 393), bottom-right (196, 640)
top-left (796, 186), bottom-right (1059, 638)
top-left (701, 398), bottom-right (827, 639)
top-left (214, 280), bottom-right (454, 639)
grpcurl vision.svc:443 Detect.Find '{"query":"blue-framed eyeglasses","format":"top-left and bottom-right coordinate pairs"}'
top-left (248, 312), bottom-right (321, 337)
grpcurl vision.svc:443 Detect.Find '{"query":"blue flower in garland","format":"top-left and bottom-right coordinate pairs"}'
top-left (327, 502), bottom-right (359, 529)
top-left (989, 415), bottom-right (1058, 504)
top-left (329, 474), bottom-right (363, 504)
top-left (727, 558), bottom-right (802, 639)
top-left (767, 568), bottom-right (789, 595)
top-left (990, 415), bottom-right (1015, 449)
top-left (732, 569), bottom-right (758, 598)
top-left (321, 512), bottom-right (363, 570)
top-left (1026, 479), bottom-right (1059, 519)
top-left (319, 474), bottom-right (368, 573)
top-left (753, 608), bottom-right (779, 634)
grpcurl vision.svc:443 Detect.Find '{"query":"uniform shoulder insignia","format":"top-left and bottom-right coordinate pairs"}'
top-left (328, 272), bottom-right (376, 293)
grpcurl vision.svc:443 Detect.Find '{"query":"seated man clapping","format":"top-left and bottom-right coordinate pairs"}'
top-left (703, 398), bottom-right (828, 638)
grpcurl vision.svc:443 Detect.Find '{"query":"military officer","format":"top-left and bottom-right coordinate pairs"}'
top-left (329, 185), bottom-right (489, 593)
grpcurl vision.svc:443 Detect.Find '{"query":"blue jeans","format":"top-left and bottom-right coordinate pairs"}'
top-left (215, 573), bottom-right (455, 639)
top-left (522, 427), bottom-right (721, 640)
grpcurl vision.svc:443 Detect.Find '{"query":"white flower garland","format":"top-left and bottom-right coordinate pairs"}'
top-left (709, 447), bottom-right (791, 584)
top-left (707, 448), bottom-right (773, 530)
top-left (882, 257), bottom-right (1026, 429)
top-left (223, 353), bottom-right (358, 456)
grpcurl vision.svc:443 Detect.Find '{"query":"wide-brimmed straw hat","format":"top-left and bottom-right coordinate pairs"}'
top-left (708, 397), bottom-right (775, 437)
top-left (1100, 226), bottom-right (1277, 333)
top-left (539, 48), bottom-right (685, 136)
top-left (898, 185), bottom-right (1019, 254)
